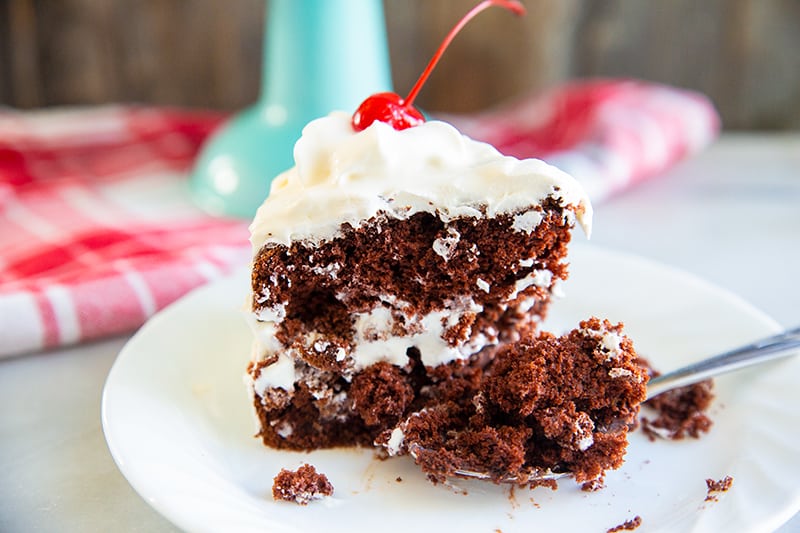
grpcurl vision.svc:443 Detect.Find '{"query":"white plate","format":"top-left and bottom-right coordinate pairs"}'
top-left (102, 245), bottom-right (800, 533)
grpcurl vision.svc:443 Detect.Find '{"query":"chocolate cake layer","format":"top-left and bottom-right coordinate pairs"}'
top-left (252, 355), bottom-right (486, 450)
top-left (252, 203), bottom-right (571, 321)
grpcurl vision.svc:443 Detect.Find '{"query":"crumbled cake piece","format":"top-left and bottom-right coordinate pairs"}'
top-left (704, 475), bottom-right (733, 502)
top-left (272, 464), bottom-right (333, 505)
top-left (607, 516), bottom-right (642, 532)
top-left (581, 478), bottom-right (605, 492)
top-left (641, 374), bottom-right (714, 440)
top-left (381, 319), bottom-right (648, 486)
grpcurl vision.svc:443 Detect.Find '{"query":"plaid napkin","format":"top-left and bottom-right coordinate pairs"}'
top-left (0, 107), bottom-right (248, 358)
top-left (0, 80), bottom-right (718, 358)
top-left (445, 79), bottom-right (719, 202)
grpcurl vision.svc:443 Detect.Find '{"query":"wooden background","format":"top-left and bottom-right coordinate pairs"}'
top-left (2, 0), bottom-right (799, 130)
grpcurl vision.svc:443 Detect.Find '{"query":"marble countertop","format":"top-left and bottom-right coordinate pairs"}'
top-left (1, 133), bottom-right (798, 532)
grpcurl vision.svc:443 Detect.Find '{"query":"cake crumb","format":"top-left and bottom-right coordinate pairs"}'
top-left (395, 476), bottom-right (403, 482)
top-left (507, 485), bottom-right (519, 509)
top-left (528, 478), bottom-right (559, 491)
top-left (607, 515), bottom-right (642, 532)
top-left (581, 478), bottom-right (604, 492)
top-left (272, 464), bottom-right (333, 505)
top-left (640, 360), bottom-right (714, 440)
top-left (705, 475), bottom-right (733, 502)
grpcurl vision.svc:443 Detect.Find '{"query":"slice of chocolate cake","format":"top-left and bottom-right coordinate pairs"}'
top-left (244, 111), bottom-right (592, 451)
top-left (382, 319), bottom-right (648, 486)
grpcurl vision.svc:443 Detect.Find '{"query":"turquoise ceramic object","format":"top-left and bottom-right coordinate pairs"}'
top-left (190, 0), bottom-right (393, 218)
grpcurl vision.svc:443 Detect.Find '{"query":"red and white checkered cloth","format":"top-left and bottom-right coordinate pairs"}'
top-left (445, 79), bottom-right (719, 202)
top-left (0, 80), bottom-right (718, 358)
top-left (0, 107), bottom-right (249, 358)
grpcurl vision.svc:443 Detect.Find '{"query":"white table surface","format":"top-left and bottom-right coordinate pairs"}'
top-left (1, 133), bottom-right (798, 532)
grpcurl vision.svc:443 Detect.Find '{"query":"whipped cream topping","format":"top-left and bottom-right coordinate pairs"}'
top-left (249, 111), bottom-right (592, 252)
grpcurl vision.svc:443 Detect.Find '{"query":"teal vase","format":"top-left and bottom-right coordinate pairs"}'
top-left (190, 0), bottom-right (393, 218)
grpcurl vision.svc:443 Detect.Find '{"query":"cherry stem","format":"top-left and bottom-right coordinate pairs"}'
top-left (403, 0), bottom-right (526, 108)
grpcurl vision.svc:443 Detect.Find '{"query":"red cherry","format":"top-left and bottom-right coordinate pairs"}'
top-left (352, 0), bottom-right (526, 132)
top-left (352, 92), bottom-right (425, 131)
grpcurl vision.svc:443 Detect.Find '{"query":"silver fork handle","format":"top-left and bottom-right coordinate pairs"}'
top-left (646, 326), bottom-right (800, 400)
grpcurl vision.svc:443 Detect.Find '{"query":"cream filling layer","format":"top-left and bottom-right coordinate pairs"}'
top-left (349, 298), bottom-right (485, 370)
top-left (248, 296), bottom-right (489, 397)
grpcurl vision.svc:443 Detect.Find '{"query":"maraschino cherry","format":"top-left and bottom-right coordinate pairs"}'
top-left (352, 0), bottom-right (526, 132)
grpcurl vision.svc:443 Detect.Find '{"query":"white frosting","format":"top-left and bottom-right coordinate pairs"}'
top-left (274, 421), bottom-right (293, 438)
top-left (601, 332), bottom-right (623, 356)
top-left (350, 306), bottom-right (412, 368)
top-left (289, 490), bottom-right (329, 506)
top-left (509, 269), bottom-right (552, 299)
top-left (386, 427), bottom-right (405, 456)
top-left (582, 326), bottom-right (624, 361)
top-left (573, 412), bottom-right (595, 452)
top-left (249, 324), bottom-right (283, 356)
top-left (551, 280), bottom-right (566, 299)
top-left (511, 210), bottom-right (544, 234)
top-left (432, 227), bottom-right (461, 260)
top-left (249, 112), bottom-right (592, 251)
top-left (349, 297), bottom-right (485, 370)
top-left (255, 302), bottom-right (287, 322)
top-left (476, 278), bottom-right (491, 293)
top-left (516, 297), bottom-right (537, 313)
top-left (253, 353), bottom-right (295, 392)
top-left (249, 294), bottom-right (489, 393)
top-left (577, 434), bottom-right (594, 452)
top-left (609, 367), bottom-right (633, 378)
